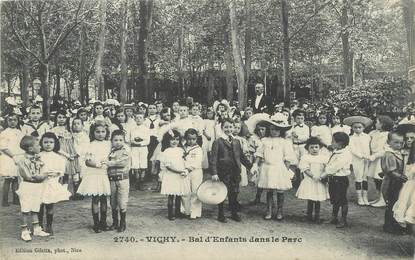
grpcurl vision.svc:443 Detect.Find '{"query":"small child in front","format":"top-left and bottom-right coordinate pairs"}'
top-left (15, 136), bottom-right (50, 241)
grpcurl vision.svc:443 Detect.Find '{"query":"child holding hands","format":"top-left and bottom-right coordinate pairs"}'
top-left (296, 137), bottom-right (330, 223)
top-left (320, 132), bottom-right (352, 228)
top-left (15, 136), bottom-right (50, 241)
top-left (77, 122), bottom-right (112, 233)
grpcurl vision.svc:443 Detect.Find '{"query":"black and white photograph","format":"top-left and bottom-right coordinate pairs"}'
top-left (0, 0), bottom-right (414, 259)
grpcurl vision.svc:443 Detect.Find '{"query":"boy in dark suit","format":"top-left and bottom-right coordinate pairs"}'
top-left (211, 118), bottom-right (252, 223)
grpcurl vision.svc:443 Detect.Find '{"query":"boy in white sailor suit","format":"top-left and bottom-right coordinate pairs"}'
top-left (130, 113), bottom-right (151, 190)
top-left (182, 129), bottom-right (204, 219)
top-left (21, 105), bottom-right (51, 137)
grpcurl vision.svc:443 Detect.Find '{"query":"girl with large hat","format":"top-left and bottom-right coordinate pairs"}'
top-left (251, 114), bottom-right (297, 220)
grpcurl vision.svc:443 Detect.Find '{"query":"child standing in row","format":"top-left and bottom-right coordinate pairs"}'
top-left (321, 132), bottom-right (352, 228)
top-left (72, 117), bottom-right (90, 198)
top-left (0, 113), bottom-right (24, 206)
top-left (182, 129), bottom-right (203, 219)
top-left (129, 113), bottom-right (150, 190)
top-left (381, 131), bottom-right (407, 234)
top-left (345, 116), bottom-right (372, 206)
top-left (107, 130), bottom-right (131, 232)
top-left (367, 116), bottom-right (394, 207)
top-left (211, 118), bottom-right (252, 222)
top-left (249, 121), bottom-right (267, 205)
top-left (296, 137), bottom-right (330, 223)
top-left (252, 115), bottom-right (296, 220)
top-left (51, 110), bottom-right (79, 197)
top-left (16, 136), bottom-right (50, 241)
top-left (38, 132), bottom-right (71, 235)
top-left (77, 122), bottom-right (112, 233)
top-left (159, 130), bottom-right (190, 220)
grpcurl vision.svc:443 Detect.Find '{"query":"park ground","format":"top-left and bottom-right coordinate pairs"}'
top-left (0, 175), bottom-right (413, 260)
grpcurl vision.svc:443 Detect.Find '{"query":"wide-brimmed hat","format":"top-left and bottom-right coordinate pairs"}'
top-left (396, 117), bottom-right (415, 134)
top-left (105, 99), bottom-right (120, 106)
top-left (343, 116), bottom-right (373, 128)
top-left (124, 103), bottom-right (135, 109)
top-left (266, 113), bottom-right (292, 131)
top-left (245, 113), bottom-right (271, 134)
top-left (157, 122), bottom-right (181, 141)
top-left (34, 95), bottom-right (43, 103)
top-left (196, 180), bottom-right (227, 205)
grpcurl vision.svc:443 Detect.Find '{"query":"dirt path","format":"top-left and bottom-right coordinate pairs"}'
top-left (0, 178), bottom-right (413, 260)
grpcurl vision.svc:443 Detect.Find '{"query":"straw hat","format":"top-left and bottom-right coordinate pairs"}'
top-left (196, 180), bottom-right (227, 205)
top-left (157, 122), bottom-right (181, 141)
top-left (105, 99), bottom-right (120, 106)
top-left (266, 113), bottom-right (292, 131)
top-left (343, 116), bottom-right (373, 128)
top-left (245, 113), bottom-right (271, 134)
top-left (396, 118), bottom-right (415, 134)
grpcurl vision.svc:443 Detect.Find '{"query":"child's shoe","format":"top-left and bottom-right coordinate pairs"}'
top-left (21, 229), bottom-right (32, 242)
top-left (230, 213), bottom-right (241, 222)
top-left (362, 191), bottom-right (369, 205)
top-left (117, 212), bottom-right (126, 232)
top-left (370, 195), bottom-right (386, 207)
top-left (217, 215), bottom-right (227, 223)
top-left (356, 190), bottom-right (365, 206)
top-left (336, 218), bottom-right (348, 228)
top-left (33, 226), bottom-right (50, 237)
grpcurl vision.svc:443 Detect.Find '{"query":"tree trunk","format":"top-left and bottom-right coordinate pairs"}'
top-left (39, 63), bottom-right (50, 118)
top-left (244, 0), bottom-right (252, 99)
top-left (207, 44), bottom-right (215, 105)
top-left (95, 0), bottom-right (107, 101)
top-left (55, 63), bottom-right (61, 98)
top-left (120, 0), bottom-right (129, 103)
top-left (281, 0), bottom-right (291, 104)
top-left (137, 0), bottom-right (153, 102)
top-left (229, 0), bottom-right (247, 108)
top-left (79, 22), bottom-right (87, 104)
top-left (224, 30), bottom-right (234, 102)
top-left (340, 0), bottom-right (353, 88)
top-left (402, 0), bottom-right (415, 67)
top-left (177, 25), bottom-right (184, 99)
top-left (21, 63), bottom-right (30, 106)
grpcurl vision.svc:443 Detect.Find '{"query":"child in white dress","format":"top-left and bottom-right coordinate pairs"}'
top-left (182, 129), bottom-right (203, 219)
top-left (159, 129), bottom-right (190, 220)
top-left (77, 122), bottom-right (112, 233)
top-left (393, 143), bottom-right (415, 232)
top-left (38, 132), bottom-right (71, 235)
top-left (129, 113), bottom-right (150, 190)
top-left (249, 121), bottom-right (267, 204)
top-left (252, 115), bottom-right (296, 220)
top-left (0, 113), bottom-right (24, 206)
top-left (368, 115), bottom-right (394, 207)
top-left (296, 137), bottom-right (330, 223)
top-left (71, 117), bottom-right (90, 199)
top-left (345, 116), bottom-right (372, 206)
top-left (331, 115), bottom-right (351, 135)
top-left (233, 121), bottom-right (249, 187)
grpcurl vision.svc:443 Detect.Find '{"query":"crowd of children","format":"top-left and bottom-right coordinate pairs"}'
top-left (0, 97), bottom-right (414, 242)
